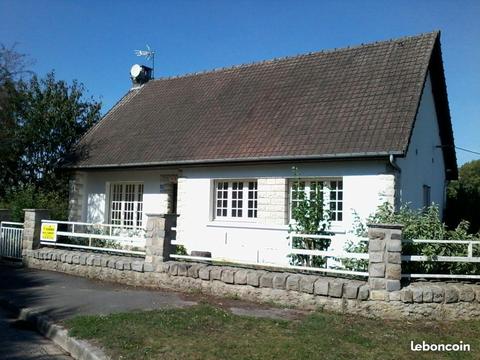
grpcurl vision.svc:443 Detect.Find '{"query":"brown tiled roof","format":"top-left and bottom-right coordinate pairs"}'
top-left (69, 31), bottom-right (457, 178)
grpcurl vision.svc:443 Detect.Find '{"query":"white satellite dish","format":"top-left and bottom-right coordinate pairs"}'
top-left (130, 64), bottom-right (142, 78)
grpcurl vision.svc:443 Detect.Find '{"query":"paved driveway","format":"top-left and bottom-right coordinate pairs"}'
top-left (0, 263), bottom-right (307, 324)
top-left (0, 264), bottom-right (196, 322)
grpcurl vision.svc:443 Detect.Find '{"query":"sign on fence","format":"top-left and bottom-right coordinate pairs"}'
top-left (40, 223), bottom-right (57, 241)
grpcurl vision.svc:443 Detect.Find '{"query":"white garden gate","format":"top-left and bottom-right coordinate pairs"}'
top-left (0, 221), bottom-right (24, 259)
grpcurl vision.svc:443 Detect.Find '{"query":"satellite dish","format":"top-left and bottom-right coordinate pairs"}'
top-left (130, 64), bottom-right (142, 78)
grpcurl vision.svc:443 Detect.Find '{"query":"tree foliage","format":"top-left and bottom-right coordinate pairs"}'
top-left (0, 44), bottom-right (101, 220)
top-left (446, 160), bottom-right (480, 233)
top-left (15, 72), bottom-right (101, 192)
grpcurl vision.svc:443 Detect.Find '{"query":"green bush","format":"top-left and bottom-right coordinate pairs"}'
top-left (175, 245), bottom-right (188, 255)
top-left (0, 184), bottom-right (68, 222)
top-left (341, 211), bottom-right (368, 272)
top-left (346, 203), bottom-right (480, 275)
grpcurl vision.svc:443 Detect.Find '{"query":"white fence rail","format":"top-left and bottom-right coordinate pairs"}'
top-left (0, 221), bottom-right (24, 259)
top-left (171, 231), bottom-right (369, 277)
top-left (401, 239), bottom-right (480, 280)
top-left (40, 220), bottom-right (146, 256)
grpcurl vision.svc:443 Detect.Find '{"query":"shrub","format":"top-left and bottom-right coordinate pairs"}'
top-left (341, 211), bottom-right (368, 272)
top-left (0, 184), bottom-right (68, 221)
top-left (346, 202), bottom-right (480, 275)
top-left (288, 168), bottom-right (332, 268)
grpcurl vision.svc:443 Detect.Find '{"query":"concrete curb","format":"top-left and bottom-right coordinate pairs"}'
top-left (0, 298), bottom-right (109, 360)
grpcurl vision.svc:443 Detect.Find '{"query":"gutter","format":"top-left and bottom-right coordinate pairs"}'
top-left (66, 151), bottom-right (405, 170)
top-left (389, 154), bottom-right (401, 172)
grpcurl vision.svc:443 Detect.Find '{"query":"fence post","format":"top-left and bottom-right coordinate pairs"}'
top-left (0, 209), bottom-right (11, 222)
top-left (22, 209), bottom-right (50, 254)
top-left (367, 223), bottom-right (403, 300)
top-left (144, 213), bottom-right (177, 269)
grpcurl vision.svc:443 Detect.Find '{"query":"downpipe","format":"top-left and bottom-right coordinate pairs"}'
top-left (389, 154), bottom-right (402, 210)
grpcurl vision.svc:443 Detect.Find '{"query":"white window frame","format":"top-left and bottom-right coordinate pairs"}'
top-left (108, 182), bottom-right (144, 228)
top-left (289, 178), bottom-right (344, 224)
top-left (213, 180), bottom-right (258, 222)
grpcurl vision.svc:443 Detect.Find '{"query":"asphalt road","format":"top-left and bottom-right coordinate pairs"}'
top-left (0, 307), bottom-right (72, 360)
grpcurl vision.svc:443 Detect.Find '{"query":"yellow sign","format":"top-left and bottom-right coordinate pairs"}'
top-left (40, 223), bottom-right (57, 242)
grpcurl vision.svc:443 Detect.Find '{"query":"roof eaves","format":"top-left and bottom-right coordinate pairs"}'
top-left (67, 151), bottom-right (404, 170)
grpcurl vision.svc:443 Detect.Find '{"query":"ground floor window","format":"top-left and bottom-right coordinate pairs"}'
top-left (423, 184), bottom-right (431, 208)
top-left (290, 179), bottom-right (343, 222)
top-left (214, 180), bottom-right (258, 220)
top-left (109, 182), bottom-right (144, 227)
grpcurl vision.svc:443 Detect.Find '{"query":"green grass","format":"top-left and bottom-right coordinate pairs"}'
top-left (65, 304), bottom-right (480, 360)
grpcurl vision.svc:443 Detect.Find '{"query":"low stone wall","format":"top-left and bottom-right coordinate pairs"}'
top-left (24, 248), bottom-right (480, 320)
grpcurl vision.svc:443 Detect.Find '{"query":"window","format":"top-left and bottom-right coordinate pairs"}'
top-left (215, 180), bottom-right (258, 220)
top-left (290, 179), bottom-right (343, 222)
top-left (109, 183), bottom-right (144, 227)
top-left (423, 184), bottom-right (431, 208)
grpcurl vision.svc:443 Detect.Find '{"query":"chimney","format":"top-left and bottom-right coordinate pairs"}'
top-left (130, 64), bottom-right (152, 88)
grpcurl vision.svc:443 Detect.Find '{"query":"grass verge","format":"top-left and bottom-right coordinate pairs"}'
top-left (65, 304), bottom-right (479, 359)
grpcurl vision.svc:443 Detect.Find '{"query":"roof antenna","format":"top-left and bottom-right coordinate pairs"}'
top-left (134, 44), bottom-right (155, 78)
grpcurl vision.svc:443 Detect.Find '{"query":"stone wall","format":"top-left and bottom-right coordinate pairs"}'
top-left (24, 248), bottom-right (480, 320)
top-left (68, 172), bottom-right (86, 222)
top-left (257, 178), bottom-right (289, 225)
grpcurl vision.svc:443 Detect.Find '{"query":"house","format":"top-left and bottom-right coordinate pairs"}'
top-left (66, 31), bottom-right (457, 265)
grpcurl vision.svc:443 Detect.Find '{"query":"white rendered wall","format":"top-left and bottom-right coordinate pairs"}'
top-left (396, 72), bottom-right (446, 214)
top-left (78, 169), bottom-right (176, 225)
top-left (176, 161), bottom-right (395, 265)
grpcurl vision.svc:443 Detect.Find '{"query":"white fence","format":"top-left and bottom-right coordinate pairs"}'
top-left (0, 221), bottom-right (24, 259)
top-left (40, 220), bottom-right (146, 256)
top-left (402, 239), bottom-right (480, 280)
top-left (171, 230), bottom-right (369, 277)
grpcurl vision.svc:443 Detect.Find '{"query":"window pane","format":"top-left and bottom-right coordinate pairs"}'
top-left (110, 183), bottom-right (144, 228)
top-left (290, 179), bottom-right (343, 223)
top-left (216, 181), bottom-right (229, 217)
top-left (136, 184), bottom-right (144, 227)
top-left (247, 181), bottom-right (258, 218)
top-left (231, 182), bottom-right (243, 217)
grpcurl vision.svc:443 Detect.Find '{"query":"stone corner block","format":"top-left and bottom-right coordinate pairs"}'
top-left (370, 290), bottom-right (388, 301)
top-left (313, 277), bottom-right (329, 296)
top-left (259, 272), bottom-right (275, 288)
top-left (286, 274), bottom-right (301, 292)
top-left (273, 273), bottom-right (289, 290)
top-left (247, 270), bottom-right (265, 287)
top-left (221, 268), bottom-right (235, 284)
top-left (233, 269), bottom-right (248, 285)
top-left (299, 275), bottom-right (317, 294)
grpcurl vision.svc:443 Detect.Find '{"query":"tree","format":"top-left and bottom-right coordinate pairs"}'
top-left (0, 44), bottom-right (32, 195)
top-left (446, 160), bottom-right (480, 233)
top-left (16, 71), bottom-right (101, 192)
top-left (0, 44), bottom-right (101, 220)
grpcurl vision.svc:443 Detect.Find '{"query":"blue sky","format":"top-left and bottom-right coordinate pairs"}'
top-left (1, 0), bottom-right (479, 165)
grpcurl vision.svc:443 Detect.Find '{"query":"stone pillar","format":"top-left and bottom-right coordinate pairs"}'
top-left (23, 209), bottom-right (50, 253)
top-left (0, 209), bottom-right (11, 222)
top-left (144, 213), bottom-right (177, 269)
top-left (367, 223), bottom-right (403, 299)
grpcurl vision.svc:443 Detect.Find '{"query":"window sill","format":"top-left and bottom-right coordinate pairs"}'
top-left (207, 221), bottom-right (288, 231)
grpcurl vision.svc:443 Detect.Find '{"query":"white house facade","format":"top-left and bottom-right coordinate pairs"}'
top-left (66, 32), bottom-right (457, 265)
